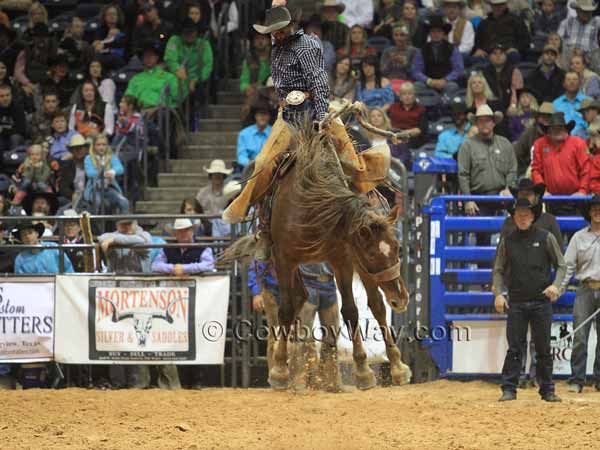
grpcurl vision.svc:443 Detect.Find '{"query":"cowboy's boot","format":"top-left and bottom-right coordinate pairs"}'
top-left (328, 118), bottom-right (391, 193)
top-left (222, 111), bottom-right (292, 224)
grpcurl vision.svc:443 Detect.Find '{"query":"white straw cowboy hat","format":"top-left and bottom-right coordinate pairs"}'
top-left (66, 133), bottom-right (89, 149)
top-left (570, 0), bottom-right (598, 10)
top-left (223, 181), bottom-right (242, 202)
top-left (318, 0), bottom-right (346, 13)
top-left (467, 104), bottom-right (504, 124)
top-left (204, 159), bottom-right (233, 175)
top-left (173, 218), bottom-right (194, 230)
top-left (253, 6), bottom-right (292, 34)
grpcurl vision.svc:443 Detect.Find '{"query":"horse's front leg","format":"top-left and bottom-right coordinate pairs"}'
top-left (332, 258), bottom-right (376, 390)
top-left (269, 257), bottom-right (306, 390)
top-left (359, 272), bottom-right (412, 386)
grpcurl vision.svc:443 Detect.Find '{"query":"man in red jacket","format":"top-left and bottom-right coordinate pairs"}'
top-left (531, 112), bottom-right (590, 215)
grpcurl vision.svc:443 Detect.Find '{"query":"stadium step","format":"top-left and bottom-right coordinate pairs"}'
top-left (136, 200), bottom-right (181, 214)
top-left (217, 91), bottom-right (243, 105)
top-left (158, 173), bottom-right (206, 188)
top-left (144, 187), bottom-right (199, 201)
top-left (208, 104), bottom-right (242, 119)
top-left (180, 145), bottom-right (237, 159)
top-left (170, 158), bottom-right (236, 172)
top-left (189, 132), bottom-right (239, 146)
top-left (199, 118), bottom-right (242, 132)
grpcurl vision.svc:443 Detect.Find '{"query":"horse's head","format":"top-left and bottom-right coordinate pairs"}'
top-left (352, 205), bottom-right (409, 313)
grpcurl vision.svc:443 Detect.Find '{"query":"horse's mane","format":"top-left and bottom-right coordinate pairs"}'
top-left (289, 119), bottom-right (385, 252)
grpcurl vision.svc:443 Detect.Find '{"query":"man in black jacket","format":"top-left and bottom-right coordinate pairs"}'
top-left (472, 0), bottom-right (530, 61)
top-left (0, 83), bottom-right (25, 155)
top-left (57, 134), bottom-right (89, 209)
top-left (526, 45), bottom-right (566, 103)
top-left (493, 198), bottom-right (566, 402)
top-left (482, 43), bottom-right (521, 112)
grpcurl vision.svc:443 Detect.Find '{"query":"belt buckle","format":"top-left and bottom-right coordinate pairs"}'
top-left (286, 90), bottom-right (306, 106)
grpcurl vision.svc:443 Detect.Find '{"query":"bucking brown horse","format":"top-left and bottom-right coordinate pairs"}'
top-left (225, 103), bottom-right (412, 390)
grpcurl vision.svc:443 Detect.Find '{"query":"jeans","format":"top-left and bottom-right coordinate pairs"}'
top-left (414, 80), bottom-right (460, 97)
top-left (93, 188), bottom-right (129, 214)
top-left (569, 287), bottom-right (600, 387)
top-left (501, 300), bottom-right (555, 395)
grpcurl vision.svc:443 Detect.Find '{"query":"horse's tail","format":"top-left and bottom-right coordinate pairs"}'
top-left (217, 235), bottom-right (256, 266)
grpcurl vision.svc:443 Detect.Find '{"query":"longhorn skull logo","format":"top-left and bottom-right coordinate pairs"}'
top-left (98, 296), bottom-right (180, 347)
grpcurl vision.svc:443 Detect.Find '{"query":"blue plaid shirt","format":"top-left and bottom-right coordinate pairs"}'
top-left (271, 29), bottom-right (330, 121)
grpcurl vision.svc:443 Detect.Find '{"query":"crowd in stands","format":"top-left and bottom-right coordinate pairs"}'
top-left (3, 0), bottom-right (600, 390)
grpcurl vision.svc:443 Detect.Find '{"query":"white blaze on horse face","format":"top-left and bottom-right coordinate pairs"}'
top-left (379, 240), bottom-right (391, 258)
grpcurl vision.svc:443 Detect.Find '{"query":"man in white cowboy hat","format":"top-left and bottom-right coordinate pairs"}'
top-left (412, 16), bottom-right (463, 95)
top-left (472, 0), bottom-right (530, 60)
top-left (458, 104), bottom-right (517, 217)
top-left (442, 0), bottom-right (474, 55)
top-left (196, 159), bottom-right (233, 216)
top-left (558, 0), bottom-right (600, 72)
top-left (152, 218), bottom-right (215, 276)
top-left (237, 102), bottom-right (272, 168)
top-left (222, 1), bottom-right (392, 261)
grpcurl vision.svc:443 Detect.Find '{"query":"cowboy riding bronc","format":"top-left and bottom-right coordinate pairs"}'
top-left (221, 5), bottom-right (391, 260)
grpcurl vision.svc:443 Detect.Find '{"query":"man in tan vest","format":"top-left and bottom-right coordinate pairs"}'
top-left (222, 5), bottom-right (390, 261)
top-left (443, 0), bottom-right (474, 57)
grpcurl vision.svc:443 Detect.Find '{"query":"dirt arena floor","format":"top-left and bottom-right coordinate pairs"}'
top-left (1, 380), bottom-right (599, 450)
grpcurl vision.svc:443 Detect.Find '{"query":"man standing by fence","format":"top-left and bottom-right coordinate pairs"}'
top-left (493, 198), bottom-right (566, 402)
top-left (561, 195), bottom-right (600, 393)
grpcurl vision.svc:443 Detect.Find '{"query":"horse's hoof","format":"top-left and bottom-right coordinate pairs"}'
top-left (290, 383), bottom-right (308, 395)
top-left (355, 370), bottom-right (377, 390)
top-left (269, 366), bottom-right (289, 391)
top-left (391, 367), bottom-right (412, 386)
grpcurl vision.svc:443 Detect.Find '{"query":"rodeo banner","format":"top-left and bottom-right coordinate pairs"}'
top-left (54, 275), bottom-right (230, 364)
top-left (0, 277), bottom-right (55, 363)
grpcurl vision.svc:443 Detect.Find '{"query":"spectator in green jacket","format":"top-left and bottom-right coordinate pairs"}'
top-left (124, 40), bottom-right (179, 109)
top-left (240, 31), bottom-right (271, 122)
top-left (164, 17), bottom-right (213, 115)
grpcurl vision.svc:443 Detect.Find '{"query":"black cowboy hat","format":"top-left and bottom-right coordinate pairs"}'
top-left (424, 16), bottom-right (452, 34)
top-left (30, 23), bottom-right (51, 38)
top-left (181, 17), bottom-right (198, 33)
top-left (581, 194), bottom-right (600, 222)
top-left (11, 222), bottom-right (45, 241)
top-left (510, 198), bottom-right (543, 221)
top-left (509, 178), bottom-right (546, 198)
top-left (450, 101), bottom-right (468, 115)
top-left (544, 112), bottom-right (576, 133)
top-left (22, 191), bottom-right (59, 216)
top-left (254, 6), bottom-right (292, 34)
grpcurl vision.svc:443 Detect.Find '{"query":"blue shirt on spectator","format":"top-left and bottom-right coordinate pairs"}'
top-left (237, 124), bottom-right (272, 167)
top-left (50, 130), bottom-right (77, 160)
top-left (15, 242), bottom-right (74, 274)
top-left (434, 124), bottom-right (471, 159)
top-left (552, 92), bottom-right (591, 132)
top-left (149, 236), bottom-right (166, 264)
top-left (248, 260), bottom-right (278, 296)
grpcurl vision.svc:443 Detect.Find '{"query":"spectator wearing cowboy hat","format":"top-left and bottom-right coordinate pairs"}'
top-left (320, 0), bottom-right (349, 51)
top-left (573, 99), bottom-right (600, 140)
top-left (212, 180), bottom-right (242, 238)
top-left (552, 71), bottom-right (591, 132)
top-left (526, 45), bottom-right (566, 104)
top-left (458, 104), bottom-right (517, 217)
top-left (56, 134), bottom-right (90, 209)
top-left (124, 40), bottom-right (179, 109)
top-left (472, 0), bottom-right (531, 62)
top-left (151, 218), bottom-right (215, 276)
top-left (513, 102), bottom-right (554, 177)
top-left (40, 54), bottom-right (77, 109)
top-left (411, 16), bottom-right (464, 96)
top-left (481, 43), bottom-right (524, 113)
top-left (561, 195), bottom-right (600, 393)
top-left (558, 0), bottom-right (600, 75)
top-left (13, 221), bottom-right (74, 274)
top-left (23, 191), bottom-right (58, 217)
top-left (435, 102), bottom-right (471, 160)
top-left (196, 159), bottom-right (233, 216)
top-left (442, 0), bottom-right (475, 56)
top-left (493, 198), bottom-right (566, 402)
top-left (237, 102), bottom-right (272, 168)
top-left (531, 112), bottom-right (591, 215)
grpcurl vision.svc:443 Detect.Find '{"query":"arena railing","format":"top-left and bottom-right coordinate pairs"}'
top-left (0, 212), bottom-right (257, 388)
